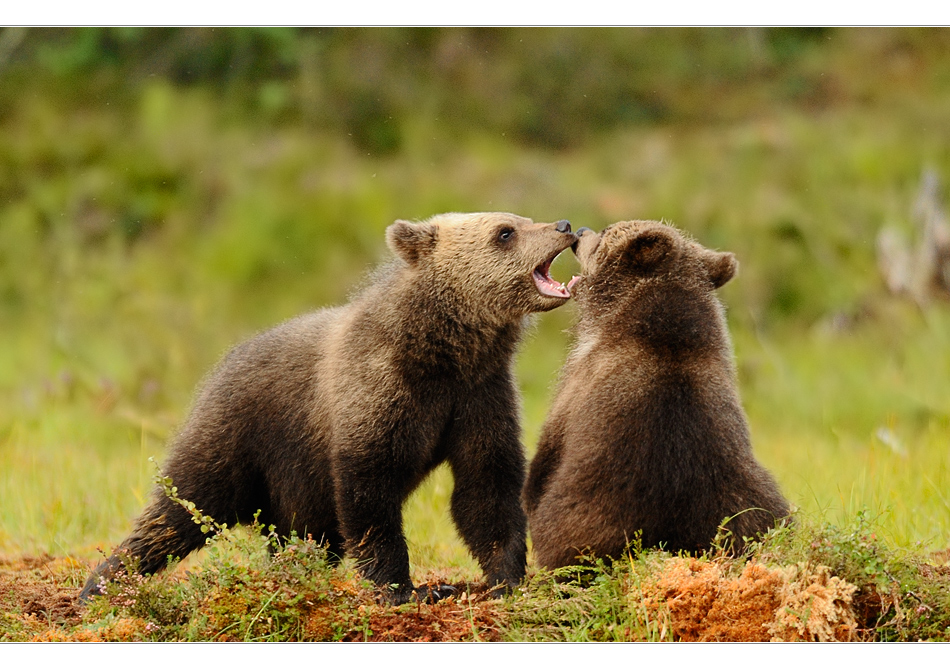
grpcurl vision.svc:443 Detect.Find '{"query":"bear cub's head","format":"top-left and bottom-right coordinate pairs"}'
top-left (387, 213), bottom-right (578, 319)
top-left (570, 220), bottom-right (737, 329)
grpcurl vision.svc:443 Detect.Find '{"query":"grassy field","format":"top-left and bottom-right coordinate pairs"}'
top-left (1, 28), bottom-right (950, 641)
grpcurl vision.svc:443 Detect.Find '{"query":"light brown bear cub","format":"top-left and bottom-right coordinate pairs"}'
top-left (82, 212), bottom-right (576, 604)
top-left (525, 220), bottom-right (788, 570)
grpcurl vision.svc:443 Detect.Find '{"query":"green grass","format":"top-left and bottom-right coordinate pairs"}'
top-left (4, 92), bottom-right (949, 559)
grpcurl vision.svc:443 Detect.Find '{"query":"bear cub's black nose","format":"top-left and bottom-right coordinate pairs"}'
top-left (555, 220), bottom-right (572, 234)
top-left (575, 227), bottom-right (592, 237)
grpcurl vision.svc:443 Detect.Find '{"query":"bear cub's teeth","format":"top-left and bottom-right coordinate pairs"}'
top-left (533, 260), bottom-right (572, 299)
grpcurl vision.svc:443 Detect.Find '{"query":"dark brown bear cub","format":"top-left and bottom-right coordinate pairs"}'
top-left (82, 212), bottom-right (577, 604)
top-left (525, 220), bottom-right (789, 570)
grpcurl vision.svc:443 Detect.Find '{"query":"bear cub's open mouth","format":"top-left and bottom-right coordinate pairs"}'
top-left (532, 252), bottom-right (580, 299)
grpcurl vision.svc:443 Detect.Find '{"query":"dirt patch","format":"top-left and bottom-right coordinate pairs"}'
top-left (344, 585), bottom-right (504, 642)
top-left (351, 604), bottom-right (501, 642)
top-left (0, 554), bottom-right (84, 626)
top-left (639, 557), bottom-right (858, 642)
top-left (0, 554), bottom-right (178, 641)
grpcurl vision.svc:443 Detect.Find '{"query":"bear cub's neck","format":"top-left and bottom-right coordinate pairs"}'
top-left (584, 279), bottom-right (730, 360)
top-left (359, 263), bottom-right (523, 383)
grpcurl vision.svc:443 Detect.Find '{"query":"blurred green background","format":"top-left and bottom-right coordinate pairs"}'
top-left (1, 28), bottom-right (948, 572)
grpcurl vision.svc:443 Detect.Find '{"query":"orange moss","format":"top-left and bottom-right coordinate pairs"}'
top-left (766, 563), bottom-right (858, 641)
top-left (29, 616), bottom-right (149, 642)
top-left (302, 603), bottom-right (346, 641)
top-left (639, 557), bottom-right (858, 642)
top-left (31, 628), bottom-right (103, 642)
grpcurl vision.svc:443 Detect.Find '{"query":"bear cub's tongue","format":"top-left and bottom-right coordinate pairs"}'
top-left (533, 259), bottom-right (576, 298)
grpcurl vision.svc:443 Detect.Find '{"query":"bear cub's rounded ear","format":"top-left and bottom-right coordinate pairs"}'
top-left (703, 250), bottom-right (738, 288)
top-left (386, 220), bottom-right (438, 266)
top-left (624, 227), bottom-right (676, 271)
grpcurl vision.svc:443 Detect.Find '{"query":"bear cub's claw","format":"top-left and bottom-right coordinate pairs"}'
top-left (412, 583), bottom-right (458, 604)
top-left (381, 582), bottom-right (458, 605)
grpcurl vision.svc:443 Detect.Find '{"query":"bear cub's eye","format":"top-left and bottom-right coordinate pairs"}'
top-left (498, 228), bottom-right (515, 243)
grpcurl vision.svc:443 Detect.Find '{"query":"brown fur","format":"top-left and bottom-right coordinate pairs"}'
top-left (82, 212), bottom-right (576, 603)
top-left (525, 220), bottom-right (789, 570)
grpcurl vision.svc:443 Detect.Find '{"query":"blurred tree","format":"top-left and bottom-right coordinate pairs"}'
top-left (0, 27), bottom-right (863, 150)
